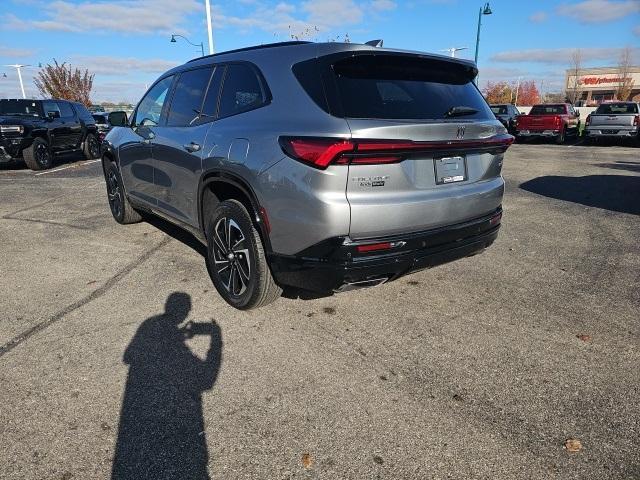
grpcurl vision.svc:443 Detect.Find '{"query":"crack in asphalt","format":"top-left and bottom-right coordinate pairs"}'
top-left (0, 236), bottom-right (171, 358)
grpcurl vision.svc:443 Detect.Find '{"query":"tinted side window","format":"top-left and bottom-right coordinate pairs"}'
top-left (201, 66), bottom-right (225, 118)
top-left (42, 101), bottom-right (61, 118)
top-left (74, 103), bottom-right (95, 123)
top-left (166, 67), bottom-right (214, 127)
top-left (218, 64), bottom-right (265, 118)
top-left (57, 101), bottom-right (75, 118)
top-left (134, 75), bottom-right (174, 127)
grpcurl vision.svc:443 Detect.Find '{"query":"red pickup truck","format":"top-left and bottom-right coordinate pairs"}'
top-left (515, 103), bottom-right (581, 144)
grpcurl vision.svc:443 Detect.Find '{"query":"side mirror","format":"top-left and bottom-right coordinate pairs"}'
top-left (47, 111), bottom-right (60, 119)
top-left (108, 111), bottom-right (128, 126)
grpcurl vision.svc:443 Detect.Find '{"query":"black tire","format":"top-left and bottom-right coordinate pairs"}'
top-left (104, 161), bottom-right (142, 224)
top-left (23, 137), bottom-right (53, 170)
top-left (83, 133), bottom-right (100, 160)
top-left (206, 200), bottom-right (281, 310)
top-left (555, 127), bottom-right (566, 145)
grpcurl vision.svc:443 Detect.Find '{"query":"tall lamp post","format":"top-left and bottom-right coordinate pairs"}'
top-left (3, 64), bottom-right (29, 98)
top-left (473, 2), bottom-right (492, 85)
top-left (170, 34), bottom-right (205, 57)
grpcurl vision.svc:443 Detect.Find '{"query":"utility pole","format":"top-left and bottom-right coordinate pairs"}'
top-left (205, 0), bottom-right (215, 54)
top-left (514, 76), bottom-right (522, 106)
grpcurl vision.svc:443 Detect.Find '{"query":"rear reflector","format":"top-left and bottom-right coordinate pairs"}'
top-left (489, 212), bottom-right (502, 226)
top-left (280, 135), bottom-right (514, 169)
top-left (356, 242), bottom-right (393, 253)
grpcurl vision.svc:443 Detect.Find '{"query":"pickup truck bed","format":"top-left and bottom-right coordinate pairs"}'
top-left (516, 103), bottom-right (580, 144)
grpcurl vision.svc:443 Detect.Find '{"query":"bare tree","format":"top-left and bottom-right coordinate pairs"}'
top-left (615, 47), bottom-right (634, 101)
top-left (566, 49), bottom-right (582, 105)
top-left (34, 60), bottom-right (94, 106)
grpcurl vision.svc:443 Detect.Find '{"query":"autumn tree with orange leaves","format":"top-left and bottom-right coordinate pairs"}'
top-left (34, 60), bottom-right (94, 106)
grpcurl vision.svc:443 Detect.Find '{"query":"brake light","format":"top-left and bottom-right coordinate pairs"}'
top-left (634, 115), bottom-right (639, 126)
top-left (554, 116), bottom-right (562, 128)
top-left (279, 135), bottom-right (515, 170)
top-left (585, 114), bottom-right (591, 126)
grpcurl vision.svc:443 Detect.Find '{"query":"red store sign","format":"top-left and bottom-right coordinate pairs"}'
top-left (579, 76), bottom-right (631, 85)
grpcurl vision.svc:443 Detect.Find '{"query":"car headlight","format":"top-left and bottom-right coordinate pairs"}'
top-left (0, 125), bottom-right (24, 134)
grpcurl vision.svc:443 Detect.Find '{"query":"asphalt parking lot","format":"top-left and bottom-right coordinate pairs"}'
top-left (1, 143), bottom-right (638, 480)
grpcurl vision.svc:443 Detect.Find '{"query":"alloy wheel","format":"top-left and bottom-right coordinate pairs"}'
top-left (212, 217), bottom-right (251, 296)
top-left (107, 170), bottom-right (122, 218)
top-left (88, 136), bottom-right (100, 158)
top-left (35, 143), bottom-right (50, 166)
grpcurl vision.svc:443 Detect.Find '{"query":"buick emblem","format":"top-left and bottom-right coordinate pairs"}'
top-left (456, 125), bottom-right (466, 139)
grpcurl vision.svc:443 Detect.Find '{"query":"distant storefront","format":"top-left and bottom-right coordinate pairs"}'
top-left (565, 67), bottom-right (640, 106)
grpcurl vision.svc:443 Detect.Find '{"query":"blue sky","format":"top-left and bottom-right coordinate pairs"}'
top-left (1, 0), bottom-right (638, 103)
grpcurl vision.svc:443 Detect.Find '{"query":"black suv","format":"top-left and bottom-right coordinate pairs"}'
top-left (0, 98), bottom-right (99, 170)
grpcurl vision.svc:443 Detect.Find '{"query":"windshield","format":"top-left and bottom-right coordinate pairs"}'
top-left (530, 105), bottom-right (566, 115)
top-left (490, 106), bottom-right (508, 115)
top-left (0, 99), bottom-right (42, 116)
top-left (595, 103), bottom-right (638, 114)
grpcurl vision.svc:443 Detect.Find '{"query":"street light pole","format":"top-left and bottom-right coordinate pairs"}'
top-left (170, 34), bottom-right (205, 57)
top-left (205, 0), bottom-right (215, 54)
top-left (473, 2), bottom-right (492, 85)
top-left (3, 64), bottom-right (29, 98)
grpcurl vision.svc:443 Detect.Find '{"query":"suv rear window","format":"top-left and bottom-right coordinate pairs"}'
top-left (294, 53), bottom-right (491, 121)
top-left (595, 103), bottom-right (638, 114)
top-left (0, 99), bottom-right (41, 116)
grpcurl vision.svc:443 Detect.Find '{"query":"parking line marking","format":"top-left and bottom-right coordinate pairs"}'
top-left (34, 159), bottom-right (101, 176)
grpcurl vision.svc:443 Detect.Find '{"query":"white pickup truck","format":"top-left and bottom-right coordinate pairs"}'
top-left (584, 102), bottom-right (639, 145)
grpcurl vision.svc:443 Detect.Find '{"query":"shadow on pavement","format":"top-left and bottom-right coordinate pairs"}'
top-left (111, 292), bottom-right (222, 480)
top-left (595, 161), bottom-right (640, 174)
top-left (520, 175), bottom-right (640, 215)
top-left (142, 213), bottom-right (207, 257)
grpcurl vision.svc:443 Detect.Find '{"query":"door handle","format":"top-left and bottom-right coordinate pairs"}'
top-left (184, 142), bottom-right (201, 152)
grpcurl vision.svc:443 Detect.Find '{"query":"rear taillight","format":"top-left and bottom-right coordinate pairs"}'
top-left (279, 135), bottom-right (514, 170)
top-left (554, 116), bottom-right (562, 128)
top-left (634, 115), bottom-right (639, 126)
top-left (585, 114), bottom-right (591, 126)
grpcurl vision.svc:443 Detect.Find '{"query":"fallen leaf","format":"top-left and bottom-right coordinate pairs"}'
top-left (564, 439), bottom-right (582, 453)
top-left (576, 334), bottom-right (591, 342)
top-left (373, 455), bottom-right (384, 465)
top-left (301, 453), bottom-right (313, 469)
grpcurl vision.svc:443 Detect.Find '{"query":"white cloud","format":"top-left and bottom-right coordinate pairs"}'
top-left (214, 0), bottom-right (365, 38)
top-left (69, 56), bottom-right (179, 76)
top-left (0, 46), bottom-right (36, 58)
top-left (491, 47), bottom-right (640, 65)
top-left (371, 0), bottom-right (397, 12)
top-left (529, 11), bottom-right (547, 23)
top-left (556, 0), bottom-right (640, 24)
top-left (4, 0), bottom-right (202, 34)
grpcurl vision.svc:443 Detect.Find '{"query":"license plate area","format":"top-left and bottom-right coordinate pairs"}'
top-left (434, 155), bottom-right (467, 185)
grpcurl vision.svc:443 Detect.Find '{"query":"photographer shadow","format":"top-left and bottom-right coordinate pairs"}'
top-left (111, 292), bottom-right (222, 480)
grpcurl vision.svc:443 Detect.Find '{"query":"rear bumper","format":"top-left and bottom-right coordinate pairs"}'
top-left (584, 127), bottom-right (639, 137)
top-left (516, 129), bottom-right (560, 137)
top-left (269, 209), bottom-right (502, 292)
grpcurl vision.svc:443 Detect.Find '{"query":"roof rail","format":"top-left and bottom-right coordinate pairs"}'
top-left (187, 41), bottom-right (312, 63)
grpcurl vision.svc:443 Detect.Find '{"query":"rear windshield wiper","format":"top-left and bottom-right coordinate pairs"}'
top-left (444, 106), bottom-right (478, 118)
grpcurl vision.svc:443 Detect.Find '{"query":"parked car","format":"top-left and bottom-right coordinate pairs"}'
top-left (92, 111), bottom-right (128, 141)
top-left (0, 98), bottom-right (99, 170)
top-left (584, 101), bottom-right (639, 145)
top-left (515, 103), bottom-right (580, 144)
top-left (102, 41), bottom-right (513, 309)
top-left (89, 105), bottom-right (106, 113)
top-left (490, 104), bottom-right (521, 134)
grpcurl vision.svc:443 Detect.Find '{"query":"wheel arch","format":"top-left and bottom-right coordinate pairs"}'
top-left (198, 170), bottom-right (272, 253)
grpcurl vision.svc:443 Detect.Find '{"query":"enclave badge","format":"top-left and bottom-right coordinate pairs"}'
top-left (456, 125), bottom-right (466, 139)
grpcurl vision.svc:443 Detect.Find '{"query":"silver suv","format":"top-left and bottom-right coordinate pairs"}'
top-left (102, 41), bottom-right (512, 309)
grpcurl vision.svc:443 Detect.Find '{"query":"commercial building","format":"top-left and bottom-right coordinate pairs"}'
top-left (565, 66), bottom-right (640, 106)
